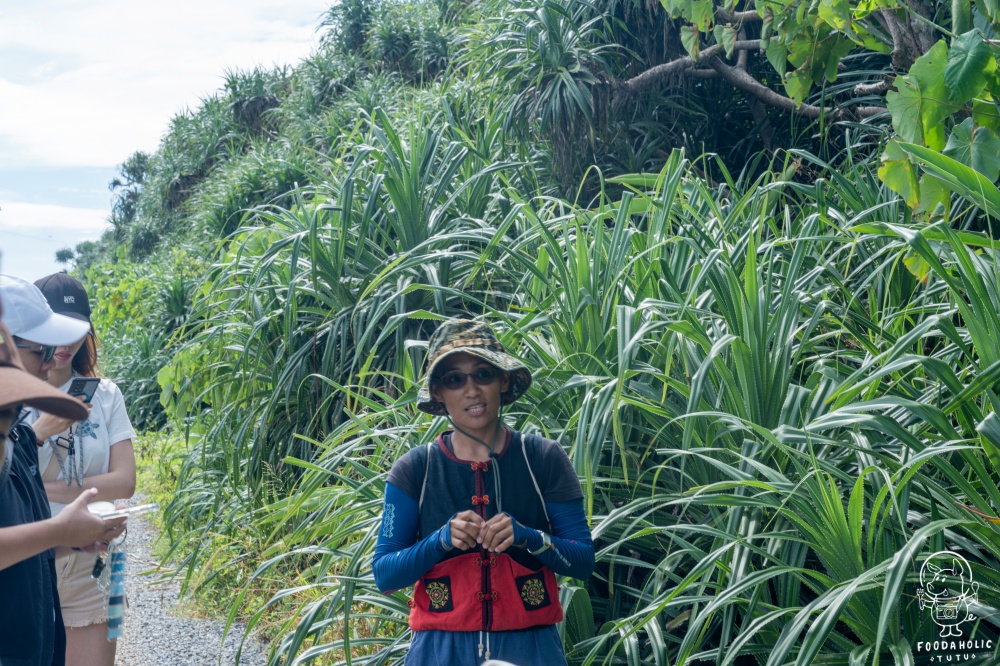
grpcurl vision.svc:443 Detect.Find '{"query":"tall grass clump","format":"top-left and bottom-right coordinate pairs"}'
top-left (150, 135), bottom-right (1000, 664)
top-left (75, 0), bottom-right (1000, 663)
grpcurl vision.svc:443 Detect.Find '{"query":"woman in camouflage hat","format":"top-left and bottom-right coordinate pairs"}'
top-left (373, 319), bottom-right (595, 665)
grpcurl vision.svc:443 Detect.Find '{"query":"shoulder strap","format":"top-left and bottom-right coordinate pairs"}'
top-left (521, 433), bottom-right (552, 530)
top-left (418, 441), bottom-right (433, 512)
top-left (0, 435), bottom-right (11, 490)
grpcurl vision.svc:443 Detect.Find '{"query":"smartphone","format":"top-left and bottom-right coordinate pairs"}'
top-left (67, 377), bottom-right (101, 402)
top-left (98, 503), bottom-right (159, 519)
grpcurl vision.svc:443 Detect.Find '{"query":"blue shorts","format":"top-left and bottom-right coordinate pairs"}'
top-left (405, 625), bottom-right (567, 666)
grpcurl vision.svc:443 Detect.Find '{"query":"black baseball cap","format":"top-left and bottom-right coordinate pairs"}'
top-left (34, 273), bottom-right (91, 322)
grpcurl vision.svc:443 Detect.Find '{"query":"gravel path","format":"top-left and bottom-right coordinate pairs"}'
top-left (114, 501), bottom-right (269, 666)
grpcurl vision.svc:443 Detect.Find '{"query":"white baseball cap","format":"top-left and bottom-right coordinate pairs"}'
top-left (0, 274), bottom-right (91, 345)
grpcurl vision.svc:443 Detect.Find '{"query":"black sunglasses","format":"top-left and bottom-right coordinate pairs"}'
top-left (435, 367), bottom-right (500, 391)
top-left (15, 342), bottom-right (56, 363)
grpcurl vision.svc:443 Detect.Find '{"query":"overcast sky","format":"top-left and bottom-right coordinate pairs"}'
top-left (0, 0), bottom-right (330, 280)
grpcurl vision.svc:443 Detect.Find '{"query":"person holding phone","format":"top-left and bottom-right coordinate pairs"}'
top-left (28, 273), bottom-right (137, 666)
top-left (0, 274), bottom-right (127, 666)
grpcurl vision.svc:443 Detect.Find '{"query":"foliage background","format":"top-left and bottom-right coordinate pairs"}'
top-left (75, 0), bottom-right (1000, 663)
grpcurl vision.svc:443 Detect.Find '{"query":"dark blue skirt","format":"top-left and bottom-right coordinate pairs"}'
top-left (405, 625), bottom-right (567, 666)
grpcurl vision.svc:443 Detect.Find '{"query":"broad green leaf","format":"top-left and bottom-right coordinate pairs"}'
top-left (978, 0), bottom-right (1000, 21)
top-left (986, 69), bottom-right (1000, 97)
top-left (690, 0), bottom-right (714, 31)
top-left (886, 69), bottom-right (948, 150)
top-left (766, 39), bottom-right (788, 77)
top-left (854, 0), bottom-right (878, 17)
top-left (908, 40), bottom-right (952, 149)
top-left (784, 68), bottom-right (812, 106)
top-left (659, 0), bottom-right (684, 17)
top-left (818, 0), bottom-right (851, 30)
top-left (787, 32), bottom-right (814, 69)
top-left (944, 30), bottom-right (993, 103)
top-left (713, 24), bottom-right (737, 58)
top-left (886, 76), bottom-right (927, 145)
top-left (973, 97), bottom-right (1000, 133)
top-left (914, 173), bottom-right (952, 219)
top-left (878, 140), bottom-right (920, 208)
top-left (681, 25), bottom-right (700, 59)
top-left (943, 117), bottom-right (1000, 181)
top-left (858, 31), bottom-right (892, 54)
top-left (902, 249), bottom-right (931, 283)
top-left (824, 37), bottom-right (855, 82)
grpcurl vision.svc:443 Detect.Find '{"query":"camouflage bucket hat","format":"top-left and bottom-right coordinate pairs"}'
top-left (416, 319), bottom-right (532, 416)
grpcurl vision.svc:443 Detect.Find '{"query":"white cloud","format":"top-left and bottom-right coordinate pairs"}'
top-left (0, 0), bottom-right (329, 168)
top-left (0, 202), bottom-right (109, 233)
top-left (0, 202), bottom-right (111, 281)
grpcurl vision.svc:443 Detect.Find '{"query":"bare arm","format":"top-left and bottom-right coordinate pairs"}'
top-left (44, 439), bottom-right (136, 504)
top-left (0, 488), bottom-right (125, 571)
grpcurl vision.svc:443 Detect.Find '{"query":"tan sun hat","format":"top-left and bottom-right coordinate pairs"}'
top-left (416, 319), bottom-right (532, 416)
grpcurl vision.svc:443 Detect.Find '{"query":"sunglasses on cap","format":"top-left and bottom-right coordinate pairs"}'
top-left (434, 366), bottom-right (501, 391)
top-left (15, 342), bottom-right (56, 363)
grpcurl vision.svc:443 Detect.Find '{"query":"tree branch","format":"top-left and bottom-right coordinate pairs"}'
top-left (715, 8), bottom-right (762, 23)
top-left (612, 40), bottom-right (889, 123)
top-left (709, 56), bottom-right (888, 120)
top-left (622, 40), bottom-right (760, 95)
top-left (856, 106), bottom-right (888, 118)
top-left (707, 56), bottom-right (830, 118)
top-left (878, 7), bottom-right (923, 68)
top-left (736, 28), bottom-right (748, 70)
top-left (854, 78), bottom-right (893, 95)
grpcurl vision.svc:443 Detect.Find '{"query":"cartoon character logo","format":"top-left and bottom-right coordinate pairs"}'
top-left (917, 552), bottom-right (979, 638)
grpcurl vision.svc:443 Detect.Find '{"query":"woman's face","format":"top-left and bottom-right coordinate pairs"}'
top-left (14, 338), bottom-right (55, 380)
top-left (431, 352), bottom-right (509, 437)
top-left (52, 335), bottom-right (86, 371)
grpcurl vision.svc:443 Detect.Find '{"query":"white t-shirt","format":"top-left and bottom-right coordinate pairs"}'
top-left (31, 375), bottom-right (137, 516)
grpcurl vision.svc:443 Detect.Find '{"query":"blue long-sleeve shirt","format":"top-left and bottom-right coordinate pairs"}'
top-left (373, 482), bottom-right (594, 593)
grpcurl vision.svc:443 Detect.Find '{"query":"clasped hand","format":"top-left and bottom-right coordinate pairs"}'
top-left (448, 510), bottom-right (515, 554)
